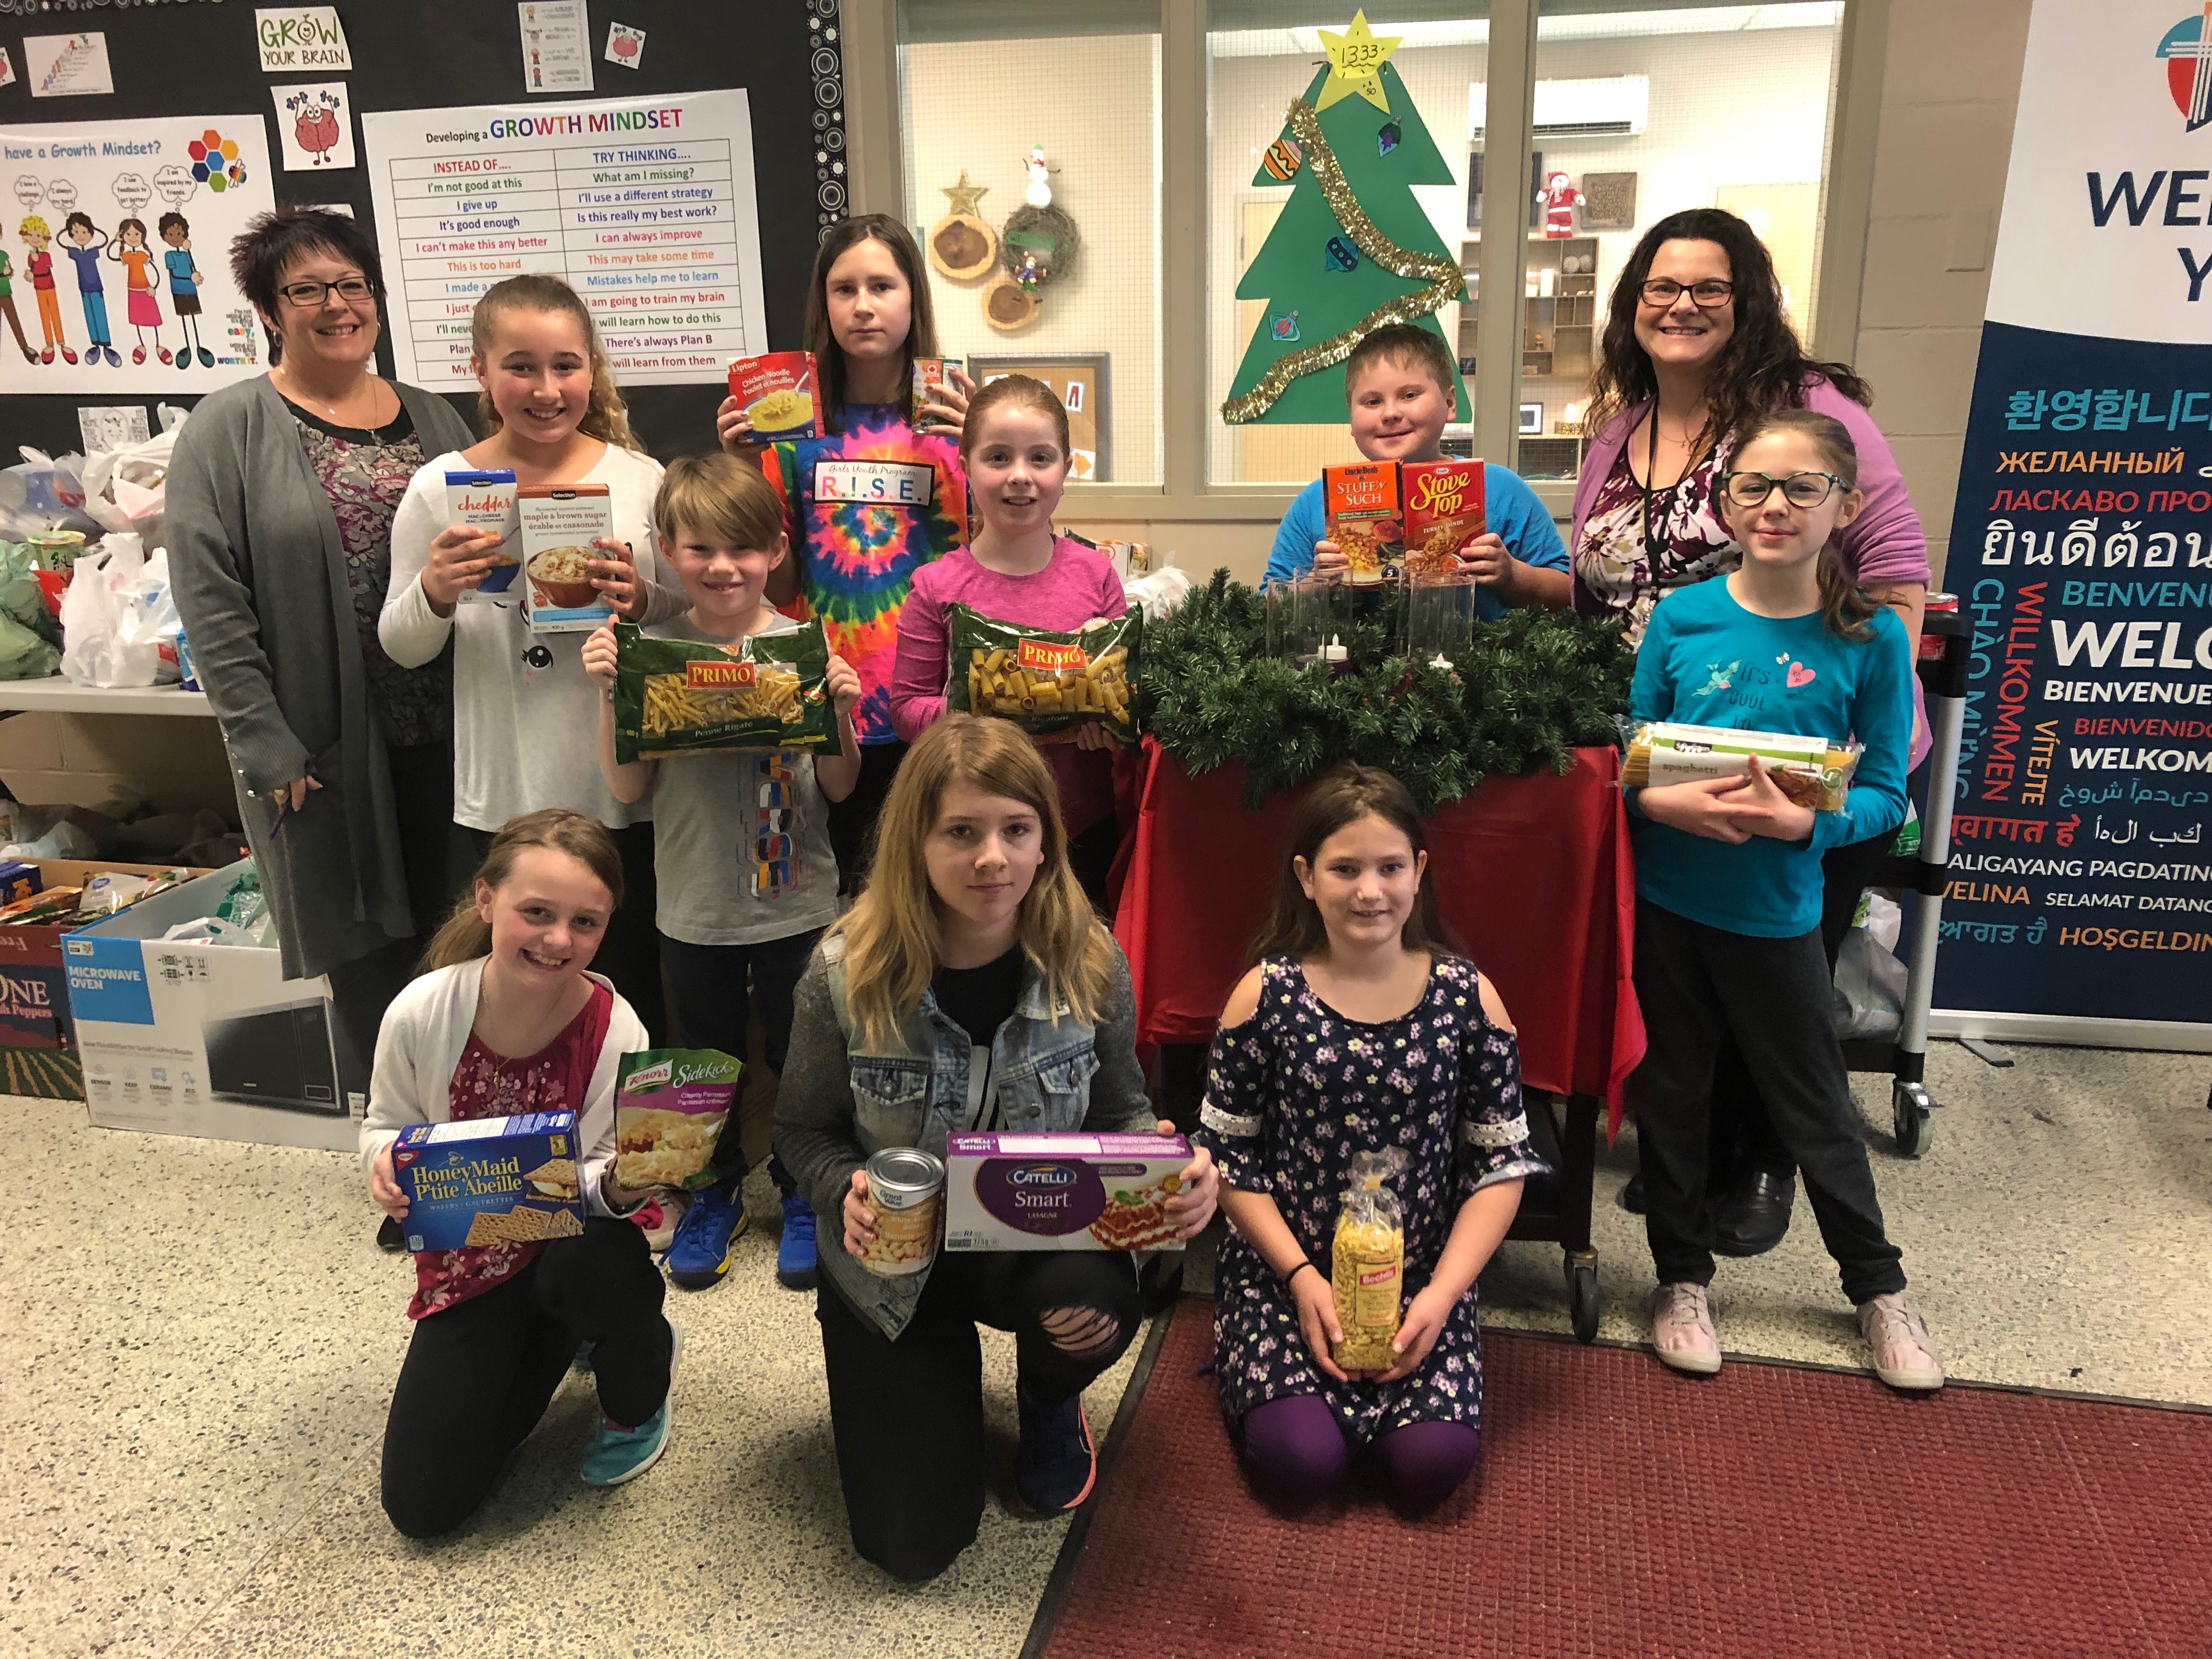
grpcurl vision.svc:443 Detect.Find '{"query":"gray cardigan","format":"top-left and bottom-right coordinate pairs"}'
top-left (167, 374), bottom-right (476, 981)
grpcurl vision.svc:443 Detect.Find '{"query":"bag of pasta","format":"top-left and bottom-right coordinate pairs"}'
top-left (944, 603), bottom-right (1140, 744)
top-left (614, 1047), bottom-right (742, 1191)
top-left (1620, 720), bottom-right (1860, 814)
top-left (1331, 1148), bottom-right (1408, 1373)
top-left (610, 620), bottom-right (833, 763)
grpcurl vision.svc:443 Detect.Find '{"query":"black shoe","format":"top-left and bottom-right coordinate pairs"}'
top-left (376, 1215), bottom-right (405, 1252)
top-left (1617, 1170), bottom-right (1647, 1214)
top-left (1712, 1168), bottom-right (1795, 1257)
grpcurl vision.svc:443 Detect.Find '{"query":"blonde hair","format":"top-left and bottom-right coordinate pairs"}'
top-left (420, 808), bottom-right (625, 974)
top-left (831, 714), bottom-right (1114, 1049)
top-left (470, 273), bottom-right (639, 451)
top-left (19, 216), bottom-right (48, 241)
top-left (653, 451), bottom-right (785, 554)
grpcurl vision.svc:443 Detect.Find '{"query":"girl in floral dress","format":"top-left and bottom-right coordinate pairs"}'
top-left (1194, 764), bottom-right (1548, 1514)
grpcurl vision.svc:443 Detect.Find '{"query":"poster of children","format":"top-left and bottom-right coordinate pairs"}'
top-left (0, 114), bottom-right (276, 393)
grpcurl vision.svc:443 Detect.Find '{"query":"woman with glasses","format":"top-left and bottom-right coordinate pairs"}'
top-left (169, 207), bottom-right (475, 1158)
top-left (1570, 207), bottom-right (1932, 1257)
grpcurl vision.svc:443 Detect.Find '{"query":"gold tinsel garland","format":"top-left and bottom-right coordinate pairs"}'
top-left (1221, 97), bottom-right (1468, 425)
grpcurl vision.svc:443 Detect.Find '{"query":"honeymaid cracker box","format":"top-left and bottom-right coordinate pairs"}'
top-left (392, 1110), bottom-right (586, 1253)
top-left (943, 1131), bottom-right (1190, 1254)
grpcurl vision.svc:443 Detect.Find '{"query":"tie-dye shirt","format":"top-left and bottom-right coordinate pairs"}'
top-left (764, 402), bottom-right (967, 746)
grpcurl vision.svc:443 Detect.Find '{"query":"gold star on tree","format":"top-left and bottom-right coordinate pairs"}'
top-left (940, 170), bottom-right (989, 217)
top-left (1317, 10), bottom-right (1403, 112)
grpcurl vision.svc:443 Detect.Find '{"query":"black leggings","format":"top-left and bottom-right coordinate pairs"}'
top-left (827, 739), bottom-right (907, 895)
top-left (380, 1218), bottom-right (670, 1539)
top-left (815, 1250), bottom-right (1142, 1582)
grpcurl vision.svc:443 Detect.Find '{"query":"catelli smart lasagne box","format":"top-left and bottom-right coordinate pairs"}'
top-left (942, 1131), bottom-right (1190, 1254)
top-left (391, 1110), bottom-right (586, 1252)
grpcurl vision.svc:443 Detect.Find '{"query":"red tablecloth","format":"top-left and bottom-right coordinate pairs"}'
top-left (1113, 743), bottom-right (1644, 1123)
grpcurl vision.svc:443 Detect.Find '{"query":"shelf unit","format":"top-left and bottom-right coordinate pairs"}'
top-left (1455, 230), bottom-right (1600, 399)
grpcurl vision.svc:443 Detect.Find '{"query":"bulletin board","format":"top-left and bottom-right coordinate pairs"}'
top-left (968, 353), bottom-right (1109, 482)
top-left (0, 0), bottom-right (848, 463)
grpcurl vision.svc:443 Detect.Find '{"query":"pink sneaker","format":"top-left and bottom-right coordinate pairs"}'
top-left (630, 1189), bottom-right (687, 1255)
top-left (1649, 1282), bottom-right (1722, 1375)
top-left (1857, 1293), bottom-right (1944, 1391)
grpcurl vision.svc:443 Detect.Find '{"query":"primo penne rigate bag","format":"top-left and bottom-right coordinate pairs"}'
top-left (944, 603), bottom-right (1140, 744)
top-left (611, 619), bottom-right (832, 762)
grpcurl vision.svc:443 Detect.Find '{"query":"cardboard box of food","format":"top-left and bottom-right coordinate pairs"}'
top-left (517, 483), bottom-right (615, 633)
top-left (1323, 461), bottom-right (1403, 584)
top-left (1400, 458), bottom-right (1487, 577)
top-left (445, 468), bottom-right (521, 606)
top-left (391, 1110), bottom-right (586, 1253)
top-left (943, 1130), bottom-right (1189, 1254)
top-left (727, 351), bottom-right (818, 441)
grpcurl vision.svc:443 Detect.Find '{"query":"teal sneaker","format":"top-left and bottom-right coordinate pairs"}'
top-left (580, 1319), bottom-right (682, 1487)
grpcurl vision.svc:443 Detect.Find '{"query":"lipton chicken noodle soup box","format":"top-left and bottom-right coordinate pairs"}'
top-left (943, 1131), bottom-right (1189, 1254)
top-left (391, 1110), bottom-right (585, 1253)
top-left (727, 351), bottom-right (819, 441)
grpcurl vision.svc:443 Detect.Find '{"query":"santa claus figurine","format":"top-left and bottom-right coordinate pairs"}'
top-left (1538, 170), bottom-right (1584, 239)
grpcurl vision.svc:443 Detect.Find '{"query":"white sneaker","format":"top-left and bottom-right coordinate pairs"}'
top-left (1648, 1282), bottom-right (1722, 1375)
top-left (1857, 1293), bottom-right (1944, 1391)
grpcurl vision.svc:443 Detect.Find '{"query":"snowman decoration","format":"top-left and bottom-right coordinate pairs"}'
top-left (1023, 143), bottom-right (1055, 208)
top-left (1538, 170), bottom-right (1584, 239)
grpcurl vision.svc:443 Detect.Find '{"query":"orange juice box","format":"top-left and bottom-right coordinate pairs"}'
top-left (727, 351), bottom-right (819, 441)
top-left (1323, 461), bottom-right (1403, 584)
top-left (1400, 459), bottom-right (1487, 578)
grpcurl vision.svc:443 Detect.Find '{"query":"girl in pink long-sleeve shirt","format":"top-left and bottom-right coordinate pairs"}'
top-left (890, 375), bottom-right (1126, 904)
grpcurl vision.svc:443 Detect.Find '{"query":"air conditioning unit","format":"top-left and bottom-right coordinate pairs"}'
top-left (1469, 76), bottom-right (1650, 139)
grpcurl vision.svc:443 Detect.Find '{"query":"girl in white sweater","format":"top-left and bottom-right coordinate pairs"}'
top-left (362, 809), bottom-right (675, 1537)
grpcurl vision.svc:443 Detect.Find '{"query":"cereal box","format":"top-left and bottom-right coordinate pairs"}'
top-left (613, 1047), bottom-right (741, 1190)
top-left (1323, 461), bottom-right (1403, 584)
top-left (1400, 459), bottom-right (1487, 579)
top-left (391, 1110), bottom-right (586, 1253)
top-left (727, 351), bottom-right (818, 442)
top-left (444, 469), bottom-right (521, 606)
top-left (942, 1131), bottom-right (1190, 1254)
top-left (912, 356), bottom-right (963, 432)
top-left (516, 483), bottom-right (616, 633)
top-left (0, 861), bottom-right (41, 906)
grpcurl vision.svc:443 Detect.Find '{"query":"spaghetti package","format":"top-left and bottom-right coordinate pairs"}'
top-left (1323, 461), bottom-right (1403, 585)
top-left (945, 603), bottom-right (1139, 743)
top-left (610, 619), bottom-right (833, 762)
top-left (613, 1048), bottom-right (743, 1190)
top-left (1400, 459), bottom-right (1487, 578)
top-left (1620, 721), bottom-right (1860, 814)
top-left (1331, 1148), bottom-right (1407, 1373)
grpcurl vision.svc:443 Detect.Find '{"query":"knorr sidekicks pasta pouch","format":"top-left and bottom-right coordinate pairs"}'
top-left (611, 620), bottom-right (833, 761)
top-left (614, 1048), bottom-right (743, 1190)
top-left (944, 604), bottom-right (1140, 744)
top-left (1331, 1148), bottom-right (1408, 1373)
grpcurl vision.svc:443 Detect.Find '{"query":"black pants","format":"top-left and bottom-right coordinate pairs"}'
top-left (661, 928), bottom-right (823, 1196)
top-left (815, 1250), bottom-right (1143, 1582)
top-left (469, 820), bottom-right (663, 1045)
top-left (380, 1217), bottom-right (670, 1538)
top-left (1630, 898), bottom-right (1906, 1305)
top-left (1066, 810), bottom-right (1121, 917)
top-left (828, 739), bottom-right (907, 895)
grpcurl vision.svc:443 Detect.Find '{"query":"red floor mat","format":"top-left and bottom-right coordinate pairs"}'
top-left (1038, 1303), bottom-right (2212, 1659)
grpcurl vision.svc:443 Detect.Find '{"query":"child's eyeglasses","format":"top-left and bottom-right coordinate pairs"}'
top-left (1719, 470), bottom-right (1844, 509)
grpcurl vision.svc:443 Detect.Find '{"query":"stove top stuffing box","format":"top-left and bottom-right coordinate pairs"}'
top-left (64, 861), bottom-right (356, 1152)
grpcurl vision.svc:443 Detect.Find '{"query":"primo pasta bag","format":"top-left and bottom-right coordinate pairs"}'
top-left (1331, 1148), bottom-right (1408, 1373)
top-left (611, 619), bottom-right (833, 763)
top-left (944, 603), bottom-right (1140, 744)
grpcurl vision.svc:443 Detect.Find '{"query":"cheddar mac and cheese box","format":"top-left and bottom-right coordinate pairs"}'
top-left (1400, 459), bottom-right (1487, 578)
top-left (1323, 461), bottom-right (1403, 584)
top-left (517, 484), bottom-right (616, 633)
top-left (943, 1131), bottom-right (1190, 1254)
top-left (727, 351), bottom-right (819, 441)
top-left (444, 469), bottom-right (521, 605)
top-left (391, 1110), bottom-right (586, 1253)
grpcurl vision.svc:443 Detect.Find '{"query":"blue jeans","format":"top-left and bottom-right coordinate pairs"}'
top-left (79, 291), bottom-right (108, 345)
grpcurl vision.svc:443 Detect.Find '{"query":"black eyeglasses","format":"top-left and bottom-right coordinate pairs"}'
top-left (1639, 278), bottom-right (1734, 309)
top-left (278, 276), bottom-right (374, 308)
top-left (1719, 470), bottom-right (1844, 509)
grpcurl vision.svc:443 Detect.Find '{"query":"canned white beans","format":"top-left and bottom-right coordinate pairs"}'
top-left (861, 1147), bottom-right (945, 1277)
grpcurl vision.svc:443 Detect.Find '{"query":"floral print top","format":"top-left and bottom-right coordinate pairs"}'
top-left (284, 398), bottom-right (447, 748)
top-left (1192, 955), bottom-right (1549, 1441)
top-left (408, 981), bottom-right (613, 1320)
top-left (1572, 430), bottom-right (1739, 648)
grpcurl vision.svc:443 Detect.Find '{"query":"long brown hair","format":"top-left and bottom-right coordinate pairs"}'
top-left (807, 214), bottom-right (940, 430)
top-left (420, 808), bottom-right (625, 974)
top-left (1725, 407), bottom-right (1881, 644)
top-left (830, 714), bottom-right (1114, 1049)
top-left (1249, 764), bottom-right (1459, 963)
top-left (469, 273), bottom-right (640, 451)
top-left (1584, 207), bottom-right (1871, 458)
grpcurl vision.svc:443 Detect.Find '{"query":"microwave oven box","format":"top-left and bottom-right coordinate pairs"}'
top-left (65, 860), bottom-right (355, 1150)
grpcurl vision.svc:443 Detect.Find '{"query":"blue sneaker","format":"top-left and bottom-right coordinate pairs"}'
top-left (664, 1185), bottom-right (747, 1289)
top-left (1013, 1383), bottom-right (1097, 1517)
top-left (581, 1320), bottom-right (682, 1487)
top-left (776, 1192), bottom-right (819, 1290)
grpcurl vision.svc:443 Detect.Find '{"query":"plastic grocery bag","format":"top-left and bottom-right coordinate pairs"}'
top-left (115, 548), bottom-right (182, 684)
top-left (81, 414), bottom-right (184, 548)
top-left (59, 537), bottom-right (163, 688)
top-left (0, 449), bottom-right (99, 541)
top-left (1832, 918), bottom-right (1906, 1042)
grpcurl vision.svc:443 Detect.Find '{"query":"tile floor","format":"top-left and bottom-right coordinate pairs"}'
top-left (4, 1037), bottom-right (2207, 1659)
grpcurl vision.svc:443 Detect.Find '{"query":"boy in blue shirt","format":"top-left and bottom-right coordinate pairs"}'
top-left (1263, 323), bottom-right (1570, 616)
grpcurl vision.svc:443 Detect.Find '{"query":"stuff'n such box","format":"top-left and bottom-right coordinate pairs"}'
top-left (517, 483), bottom-right (616, 633)
top-left (391, 1111), bottom-right (585, 1253)
top-left (1323, 461), bottom-right (1403, 584)
top-left (65, 860), bottom-right (354, 1149)
top-left (446, 469), bottom-right (521, 605)
top-left (943, 1131), bottom-right (1190, 1254)
top-left (1400, 459), bottom-right (1487, 577)
top-left (727, 351), bottom-right (818, 441)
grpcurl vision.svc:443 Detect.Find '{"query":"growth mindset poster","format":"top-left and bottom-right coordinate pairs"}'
top-left (0, 114), bottom-right (276, 392)
top-left (1937, 2), bottom-right (2212, 1035)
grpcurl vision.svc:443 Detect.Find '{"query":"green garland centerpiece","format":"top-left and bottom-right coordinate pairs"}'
top-left (1137, 571), bottom-right (1632, 813)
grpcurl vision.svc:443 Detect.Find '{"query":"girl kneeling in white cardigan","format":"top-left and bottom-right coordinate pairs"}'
top-left (362, 808), bottom-right (676, 1538)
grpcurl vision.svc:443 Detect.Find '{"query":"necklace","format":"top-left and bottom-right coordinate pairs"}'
top-left (276, 367), bottom-right (394, 440)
